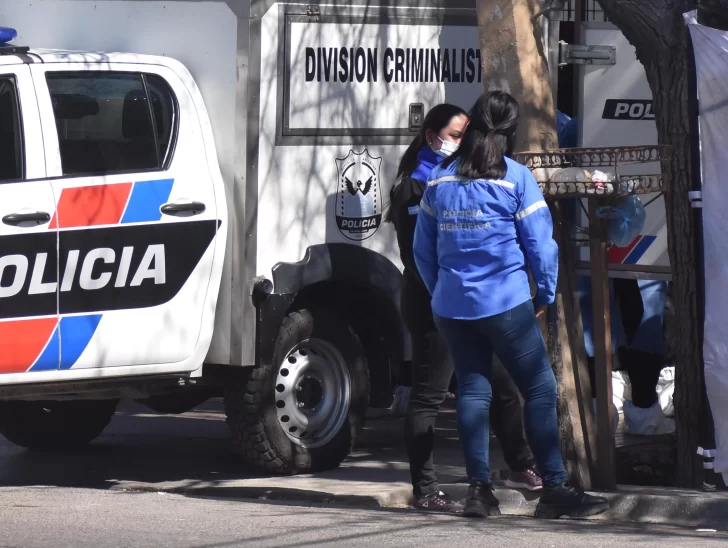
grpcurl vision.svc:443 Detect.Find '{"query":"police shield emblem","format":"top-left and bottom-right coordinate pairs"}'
top-left (334, 149), bottom-right (383, 241)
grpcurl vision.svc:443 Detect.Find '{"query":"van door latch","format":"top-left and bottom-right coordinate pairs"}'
top-left (558, 42), bottom-right (616, 66)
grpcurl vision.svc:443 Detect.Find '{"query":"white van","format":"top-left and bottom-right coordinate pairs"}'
top-left (0, 0), bottom-right (487, 473)
top-left (0, 0), bottom-right (667, 475)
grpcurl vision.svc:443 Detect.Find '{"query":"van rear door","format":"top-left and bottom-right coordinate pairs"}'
top-left (576, 23), bottom-right (669, 276)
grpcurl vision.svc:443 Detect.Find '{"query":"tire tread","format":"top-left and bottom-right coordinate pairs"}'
top-left (224, 309), bottom-right (369, 475)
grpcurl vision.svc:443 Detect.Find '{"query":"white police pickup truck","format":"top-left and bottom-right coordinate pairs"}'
top-left (0, 0), bottom-right (488, 474)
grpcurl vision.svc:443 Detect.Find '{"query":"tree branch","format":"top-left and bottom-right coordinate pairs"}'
top-left (596, 0), bottom-right (692, 66)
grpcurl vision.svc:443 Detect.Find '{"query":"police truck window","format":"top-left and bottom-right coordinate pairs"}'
top-left (45, 72), bottom-right (162, 176)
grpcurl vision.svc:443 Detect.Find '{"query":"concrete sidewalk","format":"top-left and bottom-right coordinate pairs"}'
top-left (109, 401), bottom-right (728, 531)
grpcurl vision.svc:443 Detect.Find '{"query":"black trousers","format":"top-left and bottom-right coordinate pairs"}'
top-left (401, 275), bottom-right (533, 496)
top-left (587, 350), bottom-right (663, 408)
top-left (586, 279), bottom-right (664, 409)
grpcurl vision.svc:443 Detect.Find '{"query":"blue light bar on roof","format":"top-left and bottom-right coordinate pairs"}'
top-left (0, 27), bottom-right (18, 46)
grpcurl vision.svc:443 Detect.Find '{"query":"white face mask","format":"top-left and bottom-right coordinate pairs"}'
top-left (435, 136), bottom-right (459, 157)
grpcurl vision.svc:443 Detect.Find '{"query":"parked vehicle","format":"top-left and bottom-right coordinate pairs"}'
top-left (0, 0), bottom-right (667, 475)
top-left (0, 0), bottom-right (488, 474)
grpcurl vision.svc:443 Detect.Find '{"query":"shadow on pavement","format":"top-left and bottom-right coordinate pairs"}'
top-left (0, 398), bottom-right (479, 491)
top-left (150, 497), bottom-right (728, 548)
top-left (0, 399), bottom-right (258, 489)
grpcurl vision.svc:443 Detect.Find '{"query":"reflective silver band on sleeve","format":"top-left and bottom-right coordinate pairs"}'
top-left (420, 199), bottom-right (435, 217)
top-left (515, 200), bottom-right (547, 221)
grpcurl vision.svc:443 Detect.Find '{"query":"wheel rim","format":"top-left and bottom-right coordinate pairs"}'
top-left (275, 338), bottom-right (351, 448)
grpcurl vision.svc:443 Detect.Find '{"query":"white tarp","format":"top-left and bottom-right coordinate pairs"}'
top-left (685, 10), bottom-right (728, 483)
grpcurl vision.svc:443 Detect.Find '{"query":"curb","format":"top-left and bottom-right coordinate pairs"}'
top-left (114, 481), bottom-right (414, 509)
top-left (441, 483), bottom-right (728, 529)
top-left (114, 481), bottom-right (728, 530)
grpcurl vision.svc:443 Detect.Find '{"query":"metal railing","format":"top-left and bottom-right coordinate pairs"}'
top-left (552, 0), bottom-right (609, 22)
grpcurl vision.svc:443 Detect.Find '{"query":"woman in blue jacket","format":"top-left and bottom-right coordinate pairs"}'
top-left (413, 91), bottom-right (609, 519)
top-left (387, 103), bottom-right (542, 513)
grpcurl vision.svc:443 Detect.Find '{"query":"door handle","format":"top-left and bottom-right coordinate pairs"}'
top-left (160, 201), bottom-right (206, 217)
top-left (2, 211), bottom-right (51, 227)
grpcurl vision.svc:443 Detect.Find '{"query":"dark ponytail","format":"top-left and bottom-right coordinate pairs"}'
top-left (442, 91), bottom-right (519, 180)
top-left (385, 103), bottom-right (467, 223)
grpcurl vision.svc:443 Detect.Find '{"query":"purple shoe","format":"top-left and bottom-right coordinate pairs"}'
top-left (412, 491), bottom-right (464, 513)
top-left (505, 466), bottom-right (543, 491)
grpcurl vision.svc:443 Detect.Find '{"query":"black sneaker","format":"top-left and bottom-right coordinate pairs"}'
top-left (462, 481), bottom-right (501, 518)
top-left (535, 484), bottom-right (610, 519)
top-left (413, 491), bottom-right (464, 513)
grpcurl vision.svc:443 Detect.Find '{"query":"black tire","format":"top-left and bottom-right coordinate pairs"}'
top-left (224, 309), bottom-right (369, 474)
top-left (0, 399), bottom-right (119, 449)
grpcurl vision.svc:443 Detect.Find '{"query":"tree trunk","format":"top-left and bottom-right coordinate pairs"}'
top-left (596, 0), bottom-right (703, 487)
top-left (549, 203), bottom-right (598, 488)
top-left (477, 0), bottom-right (596, 488)
top-left (475, 0), bottom-right (558, 152)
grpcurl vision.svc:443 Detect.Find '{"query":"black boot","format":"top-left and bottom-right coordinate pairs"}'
top-left (462, 481), bottom-right (501, 518)
top-left (535, 484), bottom-right (609, 519)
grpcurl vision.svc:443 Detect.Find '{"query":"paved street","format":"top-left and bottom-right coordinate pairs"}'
top-left (0, 399), bottom-right (479, 501)
top-left (1, 487), bottom-right (726, 548)
top-left (0, 398), bottom-right (726, 545)
top-left (0, 400), bottom-right (255, 490)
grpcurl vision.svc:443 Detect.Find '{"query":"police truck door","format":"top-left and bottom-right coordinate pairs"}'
top-left (30, 62), bottom-right (220, 373)
top-left (0, 64), bottom-right (60, 376)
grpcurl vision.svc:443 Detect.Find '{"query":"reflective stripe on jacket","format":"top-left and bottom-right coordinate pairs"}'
top-left (413, 156), bottom-right (558, 320)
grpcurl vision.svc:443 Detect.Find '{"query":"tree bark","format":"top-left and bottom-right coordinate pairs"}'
top-left (477, 0), bottom-right (596, 488)
top-left (595, 0), bottom-right (704, 487)
top-left (475, 0), bottom-right (558, 151)
top-left (550, 203), bottom-right (598, 488)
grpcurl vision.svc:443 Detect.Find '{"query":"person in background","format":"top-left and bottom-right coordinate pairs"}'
top-left (558, 110), bottom-right (669, 434)
top-left (413, 91), bottom-right (609, 519)
top-left (387, 103), bottom-right (542, 513)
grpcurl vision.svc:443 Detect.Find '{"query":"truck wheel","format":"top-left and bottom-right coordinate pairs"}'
top-left (0, 399), bottom-right (119, 449)
top-left (224, 309), bottom-right (369, 474)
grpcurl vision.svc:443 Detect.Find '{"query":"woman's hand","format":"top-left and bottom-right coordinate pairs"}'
top-left (535, 305), bottom-right (548, 320)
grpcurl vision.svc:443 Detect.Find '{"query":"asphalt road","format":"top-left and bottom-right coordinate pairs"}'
top-left (0, 399), bottom-right (473, 491)
top-left (0, 399), bottom-right (725, 544)
top-left (0, 487), bottom-right (725, 548)
top-left (0, 400), bottom-right (238, 488)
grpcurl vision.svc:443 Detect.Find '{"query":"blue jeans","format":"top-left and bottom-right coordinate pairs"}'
top-left (434, 300), bottom-right (568, 487)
